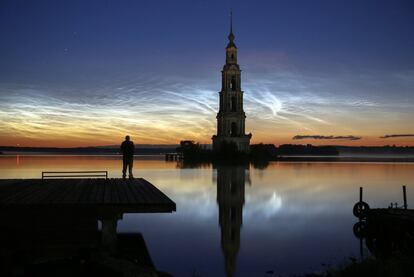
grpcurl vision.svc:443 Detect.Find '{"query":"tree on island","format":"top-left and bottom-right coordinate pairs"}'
top-left (176, 140), bottom-right (212, 161)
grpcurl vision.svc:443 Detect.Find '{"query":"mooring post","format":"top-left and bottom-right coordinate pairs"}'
top-left (359, 187), bottom-right (363, 202)
top-left (403, 185), bottom-right (407, 209)
top-left (359, 236), bottom-right (364, 261)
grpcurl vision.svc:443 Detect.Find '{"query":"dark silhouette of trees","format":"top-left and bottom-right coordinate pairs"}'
top-left (277, 144), bottom-right (338, 156)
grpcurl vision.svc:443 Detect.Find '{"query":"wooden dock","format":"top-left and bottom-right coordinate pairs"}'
top-left (368, 208), bottom-right (414, 223)
top-left (0, 177), bottom-right (175, 276)
top-left (0, 178), bottom-right (176, 213)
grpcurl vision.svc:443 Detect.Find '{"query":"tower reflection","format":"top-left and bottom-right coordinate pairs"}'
top-left (216, 165), bottom-right (249, 277)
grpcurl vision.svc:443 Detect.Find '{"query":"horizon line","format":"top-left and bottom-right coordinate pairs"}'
top-left (1, 144), bottom-right (414, 149)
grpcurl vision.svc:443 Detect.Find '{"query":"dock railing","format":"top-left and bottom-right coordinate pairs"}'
top-left (42, 171), bottom-right (108, 179)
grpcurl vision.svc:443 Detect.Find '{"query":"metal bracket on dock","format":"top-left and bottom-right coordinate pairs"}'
top-left (42, 171), bottom-right (108, 179)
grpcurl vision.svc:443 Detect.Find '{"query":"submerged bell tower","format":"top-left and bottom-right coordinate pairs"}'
top-left (212, 12), bottom-right (251, 153)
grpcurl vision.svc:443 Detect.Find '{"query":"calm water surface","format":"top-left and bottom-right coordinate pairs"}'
top-left (1, 155), bottom-right (413, 276)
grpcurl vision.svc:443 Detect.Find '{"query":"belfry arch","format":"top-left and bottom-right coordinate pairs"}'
top-left (231, 122), bottom-right (237, 137)
top-left (231, 77), bottom-right (236, 91)
top-left (231, 96), bottom-right (237, 112)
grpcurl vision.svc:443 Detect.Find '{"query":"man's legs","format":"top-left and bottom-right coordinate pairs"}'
top-left (122, 158), bottom-right (127, 179)
top-left (128, 159), bottom-right (134, 179)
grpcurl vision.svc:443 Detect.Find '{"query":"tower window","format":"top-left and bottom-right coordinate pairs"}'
top-left (231, 122), bottom-right (237, 137)
top-left (231, 96), bottom-right (237, 112)
top-left (231, 54), bottom-right (234, 59)
top-left (231, 77), bottom-right (236, 91)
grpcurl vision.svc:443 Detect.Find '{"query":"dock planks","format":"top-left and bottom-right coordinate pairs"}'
top-left (0, 178), bottom-right (176, 213)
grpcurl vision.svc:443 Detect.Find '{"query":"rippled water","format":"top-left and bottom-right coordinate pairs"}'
top-left (1, 155), bottom-right (413, 276)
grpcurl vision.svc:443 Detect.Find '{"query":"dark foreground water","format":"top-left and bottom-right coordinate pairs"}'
top-left (1, 155), bottom-right (413, 276)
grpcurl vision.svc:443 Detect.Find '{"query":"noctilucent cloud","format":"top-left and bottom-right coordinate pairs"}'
top-left (0, 0), bottom-right (413, 147)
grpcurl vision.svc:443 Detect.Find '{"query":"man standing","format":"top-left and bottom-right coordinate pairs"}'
top-left (120, 135), bottom-right (135, 179)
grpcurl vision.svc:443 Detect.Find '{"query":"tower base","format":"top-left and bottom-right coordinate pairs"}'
top-left (212, 134), bottom-right (251, 153)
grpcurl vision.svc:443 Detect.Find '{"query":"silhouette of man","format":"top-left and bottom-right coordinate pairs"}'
top-left (121, 135), bottom-right (135, 179)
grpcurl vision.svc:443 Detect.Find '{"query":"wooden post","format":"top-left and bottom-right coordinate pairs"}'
top-left (359, 187), bottom-right (363, 202)
top-left (403, 185), bottom-right (407, 209)
top-left (101, 218), bottom-right (118, 254)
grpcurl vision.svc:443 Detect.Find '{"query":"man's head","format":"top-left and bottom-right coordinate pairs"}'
top-left (125, 135), bottom-right (130, 141)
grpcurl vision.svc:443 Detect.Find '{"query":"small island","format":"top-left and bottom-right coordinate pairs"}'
top-left (177, 140), bottom-right (337, 162)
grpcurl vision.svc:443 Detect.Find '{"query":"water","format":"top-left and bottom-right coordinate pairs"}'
top-left (1, 155), bottom-right (414, 276)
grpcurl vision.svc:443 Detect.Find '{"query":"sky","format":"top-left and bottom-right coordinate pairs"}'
top-left (0, 0), bottom-right (413, 147)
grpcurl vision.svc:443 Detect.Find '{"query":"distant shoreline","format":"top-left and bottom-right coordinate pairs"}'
top-left (0, 146), bottom-right (177, 156)
top-left (276, 155), bottom-right (414, 162)
top-left (1, 153), bottom-right (414, 163)
top-left (1, 145), bottom-right (414, 163)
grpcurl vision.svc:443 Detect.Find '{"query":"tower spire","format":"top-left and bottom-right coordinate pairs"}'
top-left (230, 9), bottom-right (233, 34)
top-left (228, 9), bottom-right (235, 42)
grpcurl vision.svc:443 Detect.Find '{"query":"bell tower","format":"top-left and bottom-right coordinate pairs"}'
top-left (212, 12), bottom-right (252, 153)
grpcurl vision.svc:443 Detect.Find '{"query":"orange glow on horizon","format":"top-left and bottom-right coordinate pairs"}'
top-left (1, 134), bottom-right (413, 148)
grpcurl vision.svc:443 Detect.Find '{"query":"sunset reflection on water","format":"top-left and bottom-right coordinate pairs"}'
top-left (0, 155), bottom-right (413, 276)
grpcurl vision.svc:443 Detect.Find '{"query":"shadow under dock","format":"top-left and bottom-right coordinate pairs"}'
top-left (0, 178), bottom-right (176, 276)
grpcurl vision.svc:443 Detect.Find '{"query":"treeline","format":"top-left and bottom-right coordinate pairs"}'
top-left (278, 144), bottom-right (338, 155)
top-left (2, 144), bottom-right (413, 156)
top-left (337, 145), bottom-right (414, 154)
top-left (176, 141), bottom-right (340, 163)
top-left (0, 146), bottom-right (177, 155)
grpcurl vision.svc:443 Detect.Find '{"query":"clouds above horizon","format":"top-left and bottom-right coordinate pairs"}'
top-left (1, 65), bottom-right (414, 146)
